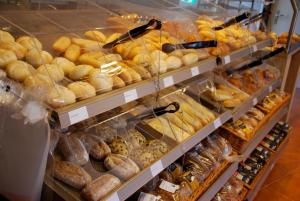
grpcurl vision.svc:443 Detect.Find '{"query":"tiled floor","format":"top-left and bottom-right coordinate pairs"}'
top-left (254, 89), bottom-right (300, 201)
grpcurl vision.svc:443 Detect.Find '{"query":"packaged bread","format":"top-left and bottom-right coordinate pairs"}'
top-left (37, 64), bottom-right (64, 82)
top-left (52, 57), bottom-right (75, 76)
top-left (69, 64), bottom-right (94, 80)
top-left (6, 60), bottom-right (32, 82)
top-left (0, 42), bottom-right (27, 59)
top-left (112, 75), bottom-right (126, 89)
top-left (88, 69), bottom-right (113, 92)
top-left (0, 30), bottom-right (15, 43)
top-left (104, 154), bottom-right (140, 180)
top-left (46, 85), bottom-right (76, 108)
top-left (52, 36), bottom-right (71, 52)
top-left (84, 30), bottom-right (107, 43)
top-left (58, 135), bottom-right (89, 166)
top-left (64, 44), bottom-right (80, 62)
top-left (67, 81), bottom-right (96, 100)
top-left (0, 49), bottom-right (17, 68)
top-left (25, 49), bottom-right (53, 67)
top-left (16, 36), bottom-right (42, 51)
top-left (82, 174), bottom-right (121, 201)
top-left (54, 161), bottom-right (92, 189)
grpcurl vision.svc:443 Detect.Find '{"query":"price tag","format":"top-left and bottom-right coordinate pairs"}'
top-left (213, 118), bottom-right (222, 128)
top-left (106, 192), bottom-right (120, 201)
top-left (224, 55), bottom-right (231, 64)
top-left (191, 67), bottom-right (200, 76)
top-left (150, 160), bottom-right (164, 177)
top-left (159, 180), bottom-right (180, 193)
top-left (269, 86), bottom-right (273, 93)
top-left (252, 98), bottom-right (258, 105)
top-left (68, 106), bottom-right (88, 125)
top-left (252, 45), bottom-right (258, 52)
top-left (124, 89), bottom-right (138, 103)
top-left (163, 76), bottom-right (174, 88)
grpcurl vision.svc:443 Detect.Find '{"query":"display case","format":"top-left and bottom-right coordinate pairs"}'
top-left (0, 0), bottom-right (297, 201)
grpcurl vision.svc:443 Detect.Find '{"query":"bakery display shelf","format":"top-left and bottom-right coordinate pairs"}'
top-left (288, 41), bottom-right (300, 54)
top-left (54, 58), bottom-right (217, 129)
top-left (197, 162), bottom-right (239, 201)
top-left (219, 39), bottom-right (273, 65)
top-left (246, 133), bottom-right (290, 201)
top-left (232, 79), bottom-right (282, 121)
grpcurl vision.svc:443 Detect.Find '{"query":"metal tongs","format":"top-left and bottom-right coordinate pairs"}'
top-left (213, 12), bottom-right (251, 31)
top-left (162, 40), bottom-right (217, 53)
top-left (103, 19), bottom-right (162, 49)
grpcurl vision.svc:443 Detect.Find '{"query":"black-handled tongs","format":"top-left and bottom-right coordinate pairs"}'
top-left (162, 40), bottom-right (217, 53)
top-left (213, 12), bottom-right (251, 31)
top-left (103, 19), bottom-right (162, 49)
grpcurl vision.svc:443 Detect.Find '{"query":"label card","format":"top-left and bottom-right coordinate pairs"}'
top-left (252, 45), bottom-right (258, 52)
top-left (124, 89), bottom-right (138, 103)
top-left (163, 76), bottom-right (174, 88)
top-left (68, 106), bottom-right (88, 125)
top-left (224, 55), bottom-right (231, 64)
top-left (269, 86), bottom-right (273, 93)
top-left (150, 160), bottom-right (164, 177)
top-left (253, 98), bottom-right (258, 105)
top-left (213, 118), bottom-right (222, 128)
top-left (159, 180), bottom-right (180, 193)
top-left (191, 67), bottom-right (200, 76)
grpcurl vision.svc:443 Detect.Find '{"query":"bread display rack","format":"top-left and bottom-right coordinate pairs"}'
top-left (0, 1), bottom-right (299, 201)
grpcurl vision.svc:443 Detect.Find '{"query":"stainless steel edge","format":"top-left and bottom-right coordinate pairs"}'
top-left (198, 162), bottom-right (239, 201)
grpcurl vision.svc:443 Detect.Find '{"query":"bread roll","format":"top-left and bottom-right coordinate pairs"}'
top-left (129, 64), bottom-right (151, 79)
top-left (71, 38), bottom-right (97, 47)
top-left (69, 64), bottom-right (94, 80)
top-left (81, 42), bottom-right (104, 53)
top-left (150, 50), bottom-right (168, 60)
top-left (46, 85), bottom-right (76, 108)
top-left (52, 57), bottom-right (75, 76)
top-left (67, 81), bottom-right (96, 100)
top-left (104, 154), bottom-right (140, 180)
top-left (0, 49), bottom-right (17, 68)
top-left (223, 98), bottom-right (241, 108)
top-left (88, 69), bottom-right (113, 93)
top-left (118, 68), bottom-right (133, 84)
top-left (112, 75), bottom-right (126, 89)
top-left (78, 53), bottom-right (101, 67)
top-left (6, 60), bottom-right (32, 82)
top-left (210, 89), bottom-right (233, 101)
top-left (170, 50), bottom-right (184, 58)
top-left (83, 51), bottom-right (104, 59)
top-left (97, 54), bottom-right (122, 66)
top-left (133, 53), bottom-right (152, 64)
top-left (54, 161), bottom-right (92, 189)
top-left (24, 73), bottom-right (53, 90)
top-left (182, 53), bottom-right (198, 66)
top-left (52, 36), bottom-right (71, 52)
top-left (64, 44), bottom-right (80, 62)
top-left (82, 174), bottom-right (121, 201)
top-left (84, 30), bottom-right (106, 43)
top-left (149, 59), bottom-right (168, 75)
top-left (37, 64), bottom-right (64, 82)
top-left (25, 49), bottom-right (53, 67)
top-left (0, 42), bottom-right (26, 59)
top-left (106, 33), bottom-right (122, 43)
top-left (125, 67), bottom-right (141, 83)
top-left (166, 56), bottom-right (182, 70)
top-left (0, 30), bottom-right (15, 43)
top-left (16, 36), bottom-right (42, 51)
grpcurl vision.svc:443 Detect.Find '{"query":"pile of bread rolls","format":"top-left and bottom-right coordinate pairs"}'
top-left (277, 32), bottom-right (300, 44)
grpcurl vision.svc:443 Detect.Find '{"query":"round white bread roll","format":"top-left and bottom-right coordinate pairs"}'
top-left (37, 64), bottom-right (64, 82)
top-left (26, 49), bottom-right (53, 67)
top-left (150, 50), bottom-right (168, 60)
top-left (52, 57), bottom-right (75, 76)
top-left (0, 30), bottom-right (15, 43)
top-left (0, 49), bottom-right (17, 68)
top-left (46, 85), bottom-right (76, 108)
top-left (67, 81), bottom-right (96, 100)
top-left (149, 59), bottom-right (168, 75)
top-left (182, 53), bottom-right (199, 66)
top-left (0, 42), bottom-right (27, 59)
top-left (16, 36), bottom-right (42, 51)
top-left (69, 64), bottom-right (94, 80)
top-left (133, 53), bottom-right (152, 64)
top-left (88, 69), bottom-right (113, 93)
top-left (6, 60), bottom-right (32, 82)
top-left (166, 56), bottom-right (182, 70)
top-left (24, 73), bottom-right (53, 90)
top-left (169, 50), bottom-right (184, 58)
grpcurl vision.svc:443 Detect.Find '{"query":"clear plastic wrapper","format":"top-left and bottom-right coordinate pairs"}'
top-left (213, 177), bottom-right (244, 201)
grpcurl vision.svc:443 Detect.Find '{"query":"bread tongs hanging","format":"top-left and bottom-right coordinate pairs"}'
top-left (162, 40), bottom-right (217, 53)
top-left (103, 19), bottom-right (162, 49)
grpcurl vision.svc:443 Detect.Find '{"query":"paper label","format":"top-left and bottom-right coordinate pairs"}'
top-left (159, 180), bottom-right (180, 193)
top-left (269, 86), bottom-right (273, 93)
top-left (124, 89), bottom-right (138, 103)
top-left (213, 118), bottom-right (222, 128)
top-left (191, 67), bottom-right (200, 76)
top-left (253, 98), bottom-right (258, 105)
top-left (138, 193), bottom-right (161, 201)
top-left (252, 45), bottom-right (258, 52)
top-left (106, 192), bottom-right (120, 201)
top-left (150, 160), bottom-right (164, 177)
top-left (68, 106), bottom-right (89, 125)
top-left (163, 76), bottom-right (174, 88)
top-left (224, 55), bottom-right (231, 64)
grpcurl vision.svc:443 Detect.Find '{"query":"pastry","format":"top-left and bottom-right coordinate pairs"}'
top-left (128, 63), bottom-right (151, 79)
top-left (97, 54), bottom-right (122, 67)
top-left (69, 64), bottom-right (94, 80)
top-left (67, 81), bottom-right (96, 100)
top-left (6, 60), bottom-right (32, 82)
top-left (58, 135), bottom-right (89, 165)
top-left (84, 30), bottom-right (107, 43)
top-left (25, 49), bottom-right (53, 67)
top-left (37, 64), bottom-right (64, 82)
top-left (182, 53), bottom-right (199, 66)
top-left (109, 137), bottom-right (128, 156)
top-left (52, 57), bottom-right (75, 76)
top-left (104, 154), bottom-right (140, 180)
top-left (210, 89), bottom-right (233, 101)
top-left (106, 33), bottom-right (122, 43)
top-left (170, 50), bottom-right (184, 58)
top-left (78, 53), bottom-right (101, 67)
top-left (46, 85), bottom-right (76, 108)
top-left (0, 49), bottom-right (17, 68)
top-left (0, 41), bottom-right (27, 59)
top-left (24, 73), bottom-right (53, 90)
top-left (112, 75), bottom-right (126, 89)
top-left (130, 149), bottom-right (155, 168)
top-left (71, 38), bottom-right (98, 47)
top-left (125, 67), bottom-right (141, 83)
top-left (52, 36), bottom-right (71, 52)
top-left (17, 36), bottom-right (42, 51)
top-left (223, 98), bottom-right (242, 108)
top-left (0, 30), bottom-right (15, 43)
top-left (166, 56), bottom-right (182, 70)
top-left (54, 161), bottom-right (92, 189)
top-left (127, 131), bottom-right (146, 149)
top-left (88, 69), bottom-right (113, 92)
top-left (82, 174), bottom-right (121, 201)
top-left (133, 53), bottom-right (152, 64)
top-left (150, 50), bottom-right (168, 60)
top-left (64, 44), bottom-right (80, 62)
top-left (149, 59), bottom-right (168, 75)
